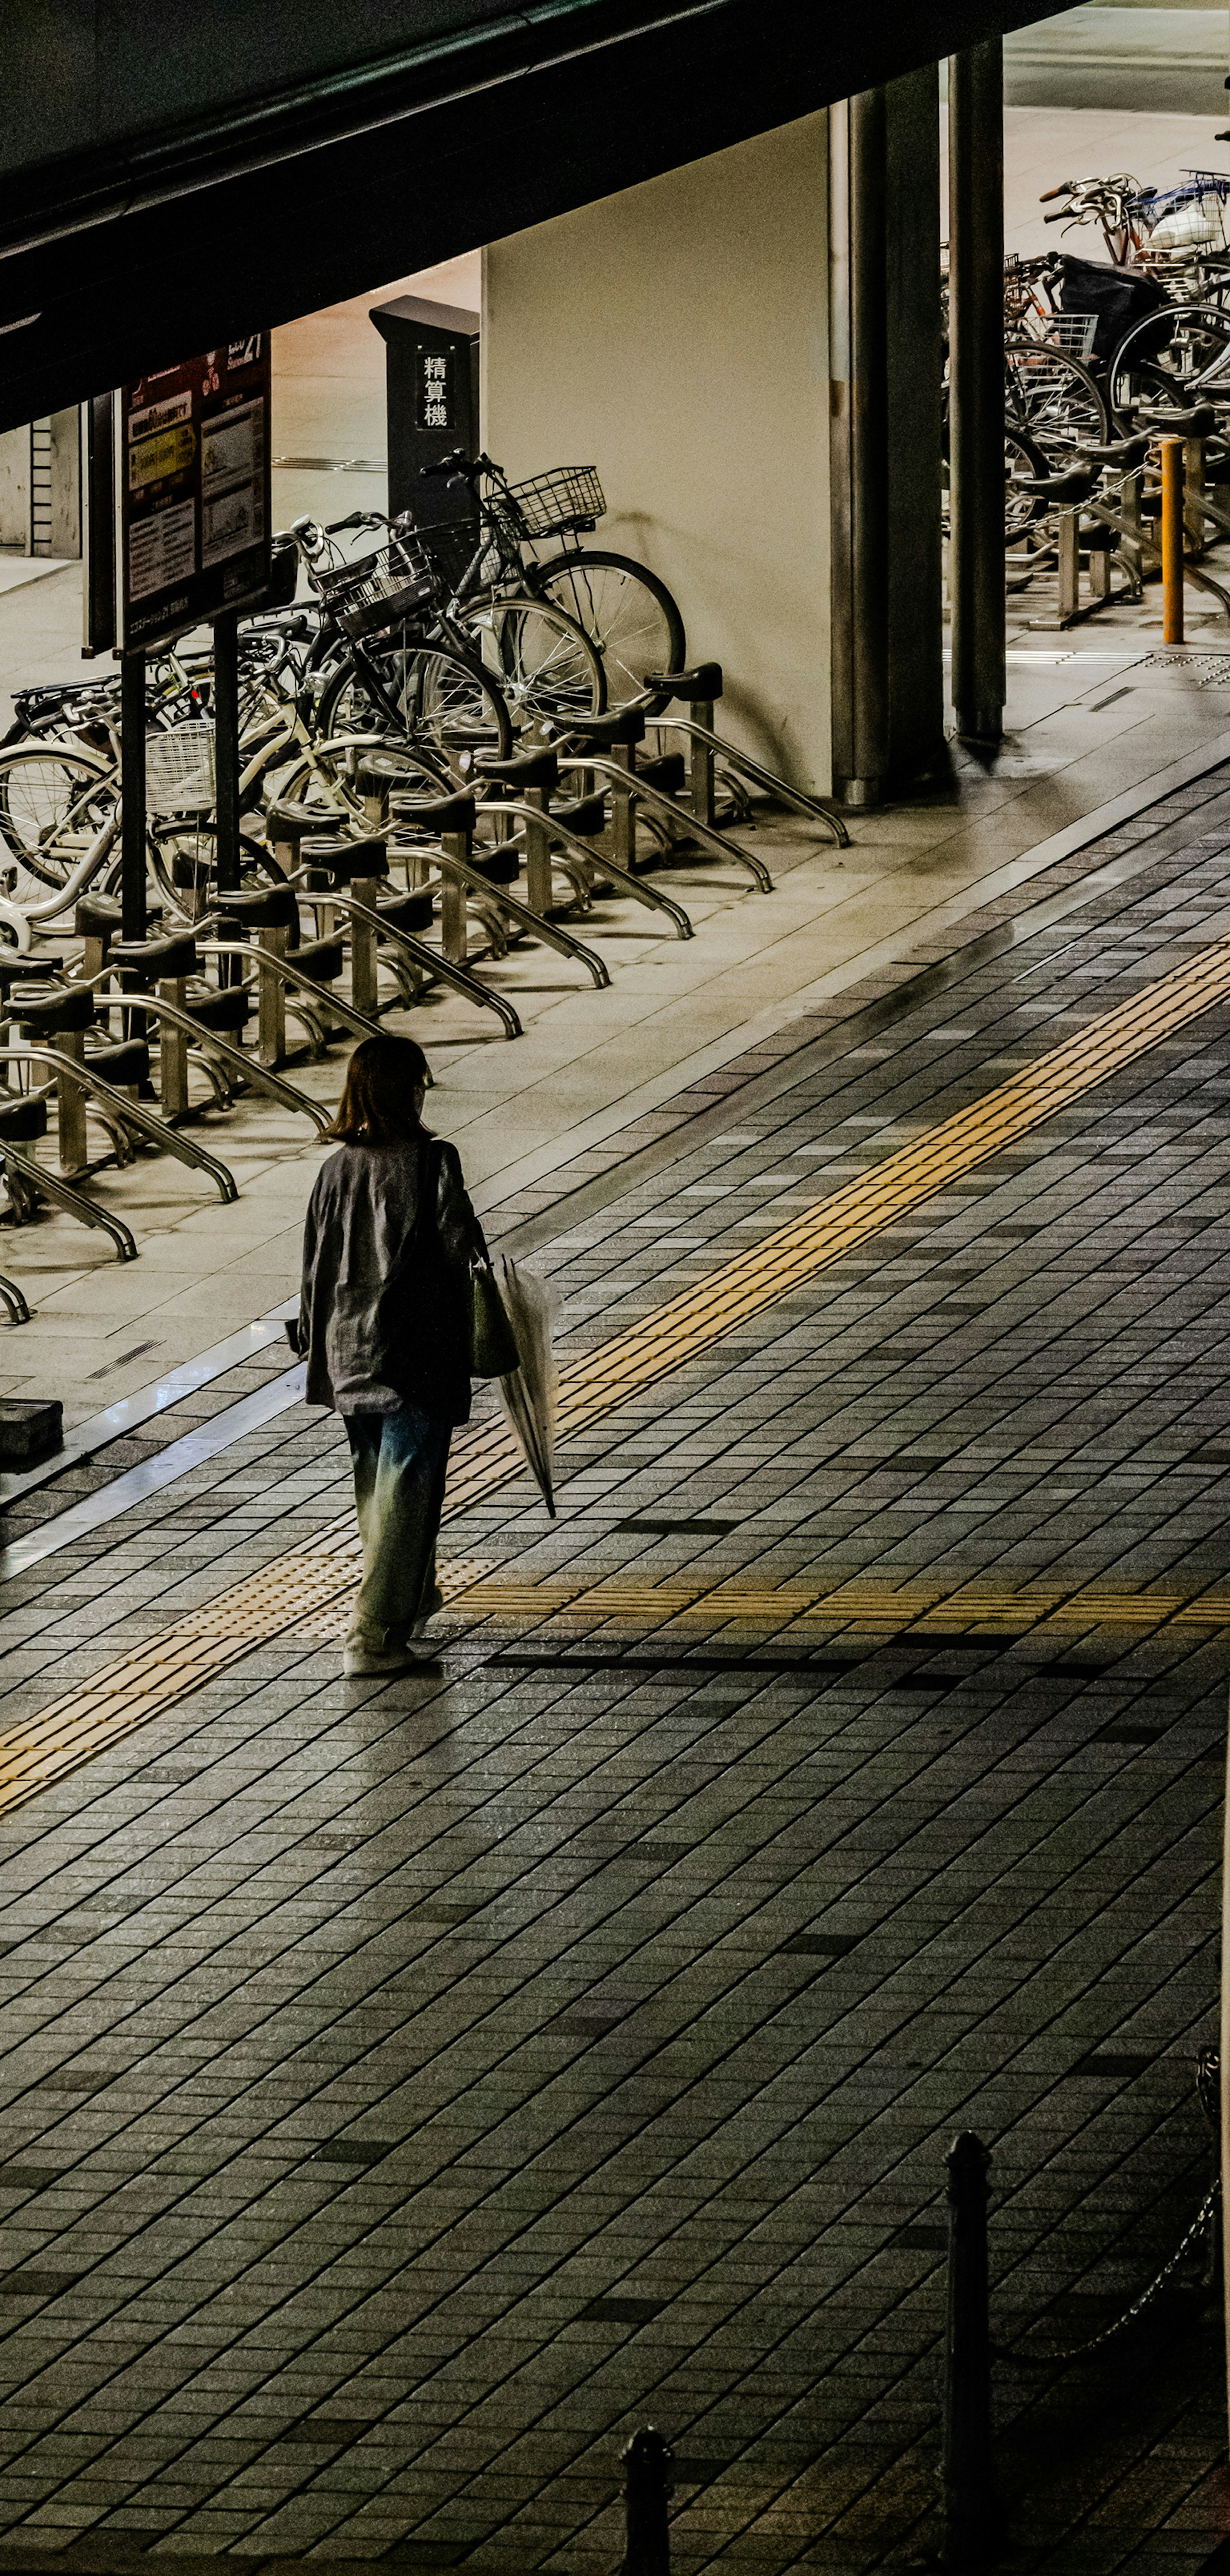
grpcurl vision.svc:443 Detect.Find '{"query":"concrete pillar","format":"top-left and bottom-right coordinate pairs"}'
top-left (0, 427), bottom-right (29, 549)
top-left (0, 413), bottom-right (81, 556)
top-left (830, 67), bottom-right (944, 806)
top-left (483, 114), bottom-right (831, 793)
top-left (48, 409), bottom-right (81, 557)
top-left (948, 37), bottom-right (1005, 744)
top-left (828, 89), bottom-right (889, 808)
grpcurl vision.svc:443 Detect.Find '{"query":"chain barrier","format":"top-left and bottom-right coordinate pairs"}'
top-left (994, 2176), bottom-right (1220, 2368)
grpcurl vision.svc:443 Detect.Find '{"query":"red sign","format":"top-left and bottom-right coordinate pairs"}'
top-left (118, 335), bottom-right (272, 652)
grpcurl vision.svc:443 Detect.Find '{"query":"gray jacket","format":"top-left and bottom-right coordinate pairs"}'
top-left (299, 1133), bottom-right (480, 1423)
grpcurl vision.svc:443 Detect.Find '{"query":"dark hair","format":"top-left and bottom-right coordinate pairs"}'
top-left (327, 1036), bottom-right (431, 1146)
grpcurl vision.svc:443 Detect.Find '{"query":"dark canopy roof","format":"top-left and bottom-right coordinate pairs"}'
top-left (0, 0), bottom-right (1066, 429)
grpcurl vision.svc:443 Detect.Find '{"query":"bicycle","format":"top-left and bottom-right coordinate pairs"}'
top-left (299, 508), bottom-right (606, 743)
top-left (1108, 299), bottom-right (1230, 429)
top-left (414, 452), bottom-right (687, 711)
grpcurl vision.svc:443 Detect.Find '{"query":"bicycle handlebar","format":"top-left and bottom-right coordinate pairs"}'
top-left (323, 508), bottom-right (386, 533)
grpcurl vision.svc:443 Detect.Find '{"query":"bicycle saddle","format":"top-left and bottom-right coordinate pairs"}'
top-left (208, 888), bottom-right (299, 932)
top-left (267, 800), bottom-right (329, 844)
top-left (389, 791), bottom-right (476, 838)
top-left (551, 794), bottom-right (606, 838)
top-left (473, 747), bottom-right (559, 792)
top-left (1020, 468), bottom-right (1098, 502)
top-left (110, 933), bottom-right (199, 985)
top-left (1078, 435), bottom-right (1150, 467)
top-left (1139, 401), bottom-right (1218, 439)
top-left (299, 835), bottom-right (389, 885)
top-left (376, 891), bottom-right (435, 935)
top-left (0, 1095), bottom-right (47, 1142)
top-left (561, 708), bottom-right (646, 748)
top-left (291, 938), bottom-right (346, 984)
top-left (87, 1038), bottom-right (150, 1087)
top-left (10, 982), bottom-right (95, 1035)
top-left (74, 892), bottom-right (123, 943)
top-left (355, 753), bottom-right (425, 800)
top-left (641, 663), bottom-right (723, 701)
top-left (184, 987), bottom-right (252, 1032)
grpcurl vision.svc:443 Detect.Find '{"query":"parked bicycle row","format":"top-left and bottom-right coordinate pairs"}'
top-left (0, 455), bottom-right (847, 1316)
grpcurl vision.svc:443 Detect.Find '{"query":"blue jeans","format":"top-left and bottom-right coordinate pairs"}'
top-left (343, 1404), bottom-right (452, 1646)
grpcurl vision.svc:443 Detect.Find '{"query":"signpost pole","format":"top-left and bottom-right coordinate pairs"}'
top-left (120, 653), bottom-right (147, 944)
top-left (213, 610), bottom-right (241, 896)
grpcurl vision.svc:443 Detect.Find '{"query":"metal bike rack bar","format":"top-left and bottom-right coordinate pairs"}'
top-left (557, 756), bottom-right (774, 892)
top-left (0, 1275), bottom-right (30, 1324)
top-left (121, 993), bottom-right (333, 1132)
top-left (198, 942), bottom-right (391, 1046)
top-left (649, 718), bottom-right (849, 842)
top-left (419, 850), bottom-right (611, 988)
top-left (2, 1047), bottom-right (238, 1202)
top-left (485, 800), bottom-right (694, 939)
top-left (325, 893), bottom-right (524, 1039)
top-left (0, 1139), bottom-right (138, 1259)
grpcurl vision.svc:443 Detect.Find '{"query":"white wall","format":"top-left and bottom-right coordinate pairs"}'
top-left (482, 113), bottom-right (831, 792)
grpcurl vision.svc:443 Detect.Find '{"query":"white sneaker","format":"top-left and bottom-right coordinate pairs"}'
top-left (342, 1637), bottom-right (422, 1677)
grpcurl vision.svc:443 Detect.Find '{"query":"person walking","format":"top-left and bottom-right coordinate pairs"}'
top-left (298, 1035), bottom-right (481, 1677)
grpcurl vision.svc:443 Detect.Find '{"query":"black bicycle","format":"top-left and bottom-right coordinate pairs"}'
top-left (416, 452), bottom-right (687, 713)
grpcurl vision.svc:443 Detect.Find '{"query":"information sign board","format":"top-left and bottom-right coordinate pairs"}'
top-left (118, 336), bottom-right (272, 653)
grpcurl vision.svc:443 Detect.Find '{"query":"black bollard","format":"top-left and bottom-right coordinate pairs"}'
top-left (120, 649), bottom-right (147, 945)
top-left (942, 2131), bottom-right (999, 2564)
top-left (621, 2425), bottom-right (673, 2576)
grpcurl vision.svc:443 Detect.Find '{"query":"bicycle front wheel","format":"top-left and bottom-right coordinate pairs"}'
top-left (1004, 339), bottom-right (1109, 461)
top-left (316, 641), bottom-right (512, 771)
top-left (455, 596), bottom-right (606, 727)
top-left (534, 550), bottom-right (686, 711)
top-left (1108, 301), bottom-right (1230, 430)
top-left (0, 744), bottom-right (119, 889)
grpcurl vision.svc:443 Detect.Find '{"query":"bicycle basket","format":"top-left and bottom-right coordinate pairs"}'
top-left (316, 535), bottom-right (437, 641)
top-left (1133, 177), bottom-right (1230, 251)
top-left (498, 465), bottom-right (606, 541)
top-left (406, 516), bottom-right (501, 597)
top-left (145, 722), bottom-right (215, 814)
top-left (1046, 312), bottom-right (1099, 359)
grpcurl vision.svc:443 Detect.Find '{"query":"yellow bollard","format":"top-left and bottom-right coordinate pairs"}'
top-left (1161, 437), bottom-right (1185, 644)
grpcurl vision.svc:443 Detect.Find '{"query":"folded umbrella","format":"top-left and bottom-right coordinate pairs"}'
top-left (494, 1255), bottom-right (559, 1516)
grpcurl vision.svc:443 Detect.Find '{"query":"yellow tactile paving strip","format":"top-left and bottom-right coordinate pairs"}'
top-left (6, 936), bottom-right (1230, 1814)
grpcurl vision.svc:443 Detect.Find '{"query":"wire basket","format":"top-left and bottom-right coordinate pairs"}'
top-left (145, 722), bottom-right (215, 814)
top-left (1045, 313), bottom-right (1099, 358)
top-left (316, 535), bottom-right (437, 640)
top-left (407, 516), bottom-right (507, 598)
top-left (1131, 177), bottom-right (1230, 251)
top-left (496, 465), bottom-right (606, 542)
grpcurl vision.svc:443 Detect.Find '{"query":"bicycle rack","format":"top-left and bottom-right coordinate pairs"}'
top-left (104, 986), bottom-right (331, 1132)
top-left (642, 663), bottom-right (849, 845)
top-left (556, 754), bottom-right (774, 892)
top-left (481, 800), bottom-right (694, 940)
top-left (198, 940), bottom-right (396, 1050)
top-left (316, 889), bottom-right (524, 1039)
top-left (414, 844), bottom-right (611, 988)
top-left (0, 1044), bottom-right (238, 1201)
top-left (0, 1136), bottom-right (138, 1260)
top-left (0, 1274), bottom-right (30, 1324)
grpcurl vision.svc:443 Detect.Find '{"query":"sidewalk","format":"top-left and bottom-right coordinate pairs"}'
top-left (0, 776), bottom-right (1225, 2571)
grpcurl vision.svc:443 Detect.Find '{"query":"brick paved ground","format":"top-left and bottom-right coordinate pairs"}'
top-left (0, 778), bottom-right (1228, 2575)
